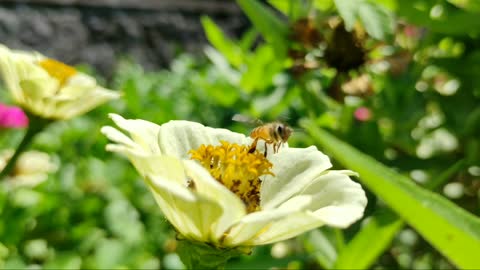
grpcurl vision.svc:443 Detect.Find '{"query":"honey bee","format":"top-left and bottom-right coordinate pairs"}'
top-left (232, 114), bottom-right (293, 156)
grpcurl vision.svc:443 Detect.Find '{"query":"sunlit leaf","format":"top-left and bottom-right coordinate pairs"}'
top-left (447, 0), bottom-right (480, 12)
top-left (201, 16), bottom-right (244, 68)
top-left (237, 0), bottom-right (289, 57)
top-left (239, 29), bottom-right (258, 53)
top-left (394, 0), bottom-right (480, 35)
top-left (94, 239), bottom-right (128, 269)
top-left (302, 121), bottom-right (480, 269)
top-left (314, 0), bottom-right (335, 11)
top-left (334, 209), bottom-right (404, 269)
top-left (357, 2), bottom-right (395, 40)
top-left (334, 0), bottom-right (395, 40)
top-left (334, 0), bottom-right (357, 30)
top-left (303, 229), bottom-right (337, 269)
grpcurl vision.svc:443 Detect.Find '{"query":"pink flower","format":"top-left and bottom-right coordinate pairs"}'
top-left (0, 103), bottom-right (29, 128)
top-left (354, 107), bottom-right (372, 122)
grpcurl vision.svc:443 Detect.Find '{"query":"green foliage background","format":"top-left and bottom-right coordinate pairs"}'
top-left (1, 0), bottom-right (480, 269)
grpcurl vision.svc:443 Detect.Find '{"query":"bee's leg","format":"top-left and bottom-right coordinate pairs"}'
top-left (264, 141), bottom-right (268, 157)
top-left (249, 138), bottom-right (259, 153)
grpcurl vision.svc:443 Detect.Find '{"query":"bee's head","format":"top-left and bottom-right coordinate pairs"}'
top-left (276, 124), bottom-right (293, 142)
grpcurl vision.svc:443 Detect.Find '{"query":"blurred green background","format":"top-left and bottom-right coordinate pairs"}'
top-left (1, 0), bottom-right (480, 269)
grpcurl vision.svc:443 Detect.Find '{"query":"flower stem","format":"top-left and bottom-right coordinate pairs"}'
top-left (176, 239), bottom-right (250, 270)
top-left (0, 114), bottom-right (51, 180)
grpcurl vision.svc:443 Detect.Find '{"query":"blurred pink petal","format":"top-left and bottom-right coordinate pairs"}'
top-left (354, 107), bottom-right (372, 122)
top-left (0, 103), bottom-right (29, 128)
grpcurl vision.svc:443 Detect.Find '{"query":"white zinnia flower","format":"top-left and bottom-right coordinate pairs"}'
top-left (0, 150), bottom-right (58, 189)
top-left (0, 44), bottom-right (121, 120)
top-left (101, 114), bottom-right (367, 247)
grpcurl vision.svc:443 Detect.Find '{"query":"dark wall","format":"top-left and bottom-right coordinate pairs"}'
top-left (0, 1), bottom-right (248, 76)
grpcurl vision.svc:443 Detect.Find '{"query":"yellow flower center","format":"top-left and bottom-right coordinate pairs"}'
top-left (38, 59), bottom-right (77, 87)
top-left (189, 141), bottom-right (274, 213)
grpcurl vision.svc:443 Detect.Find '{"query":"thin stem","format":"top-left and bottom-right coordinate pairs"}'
top-left (0, 114), bottom-right (51, 180)
top-left (334, 228), bottom-right (345, 252)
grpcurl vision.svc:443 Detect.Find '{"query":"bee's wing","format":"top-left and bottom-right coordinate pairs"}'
top-left (232, 114), bottom-right (263, 126)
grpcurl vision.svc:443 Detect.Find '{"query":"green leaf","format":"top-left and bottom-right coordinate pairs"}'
top-left (394, 0), bottom-right (480, 35)
top-left (177, 239), bottom-right (248, 270)
top-left (269, 0), bottom-right (322, 18)
top-left (334, 0), bottom-right (358, 30)
top-left (425, 159), bottom-right (466, 190)
top-left (94, 239), bottom-right (128, 269)
top-left (267, 0), bottom-right (292, 15)
top-left (357, 2), bottom-right (395, 40)
top-left (302, 120), bottom-right (480, 269)
top-left (303, 229), bottom-right (337, 269)
top-left (333, 160), bottom-right (467, 269)
top-left (204, 47), bottom-right (241, 86)
top-left (334, 209), bottom-right (404, 269)
top-left (447, 0), bottom-right (480, 12)
top-left (239, 28), bottom-right (258, 53)
top-left (201, 16), bottom-right (243, 68)
top-left (334, 0), bottom-right (395, 40)
top-left (237, 0), bottom-right (289, 57)
top-left (44, 253), bottom-right (82, 270)
top-left (370, 0), bottom-right (398, 10)
top-left (240, 45), bottom-right (282, 93)
top-left (105, 199), bottom-right (144, 246)
top-left (314, 0), bottom-right (335, 11)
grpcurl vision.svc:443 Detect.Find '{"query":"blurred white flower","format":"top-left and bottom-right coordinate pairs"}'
top-left (0, 44), bottom-right (121, 120)
top-left (0, 150), bottom-right (58, 189)
top-left (101, 114), bottom-right (367, 247)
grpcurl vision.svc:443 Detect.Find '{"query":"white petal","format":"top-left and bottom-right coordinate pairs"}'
top-left (59, 73), bottom-right (97, 98)
top-left (298, 170), bottom-right (367, 227)
top-left (107, 113), bottom-right (162, 154)
top-left (245, 211), bottom-right (324, 245)
top-left (102, 123), bottom-right (184, 181)
top-left (261, 146), bottom-right (332, 209)
top-left (0, 44), bottom-right (119, 120)
top-left (3, 174), bottom-right (48, 190)
top-left (15, 151), bottom-right (58, 175)
top-left (223, 195), bottom-right (312, 246)
top-left (101, 126), bottom-right (138, 149)
top-left (104, 141), bottom-right (246, 244)
top-left (116, 150), bottom-right (186, 184)
top-left (146, 173), bottom-right (223, 242)
top-left (182, 160), bottom-right (246, 240)
top-left (20, 76), bottom-right (59, 99)
top-left (0, 45), bottom-right (25, 101)
top-left (145, 158), bottom-right (247, 244)
top-left (157, 120), bottom-right (249, 159)
top-left (0, 45), bottom-right (52, 102)
top-left (245, 171), bottom-right (367, 244)
top-left (53, 87), bottom-right (121, 119)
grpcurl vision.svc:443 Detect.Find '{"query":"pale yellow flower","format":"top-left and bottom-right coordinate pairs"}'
top-left (0, 44), bottom-right (120, 120)
top-left (0, 150), bottom-right (58, 189)
top-left (102, 114), bottom-right (367, 247)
